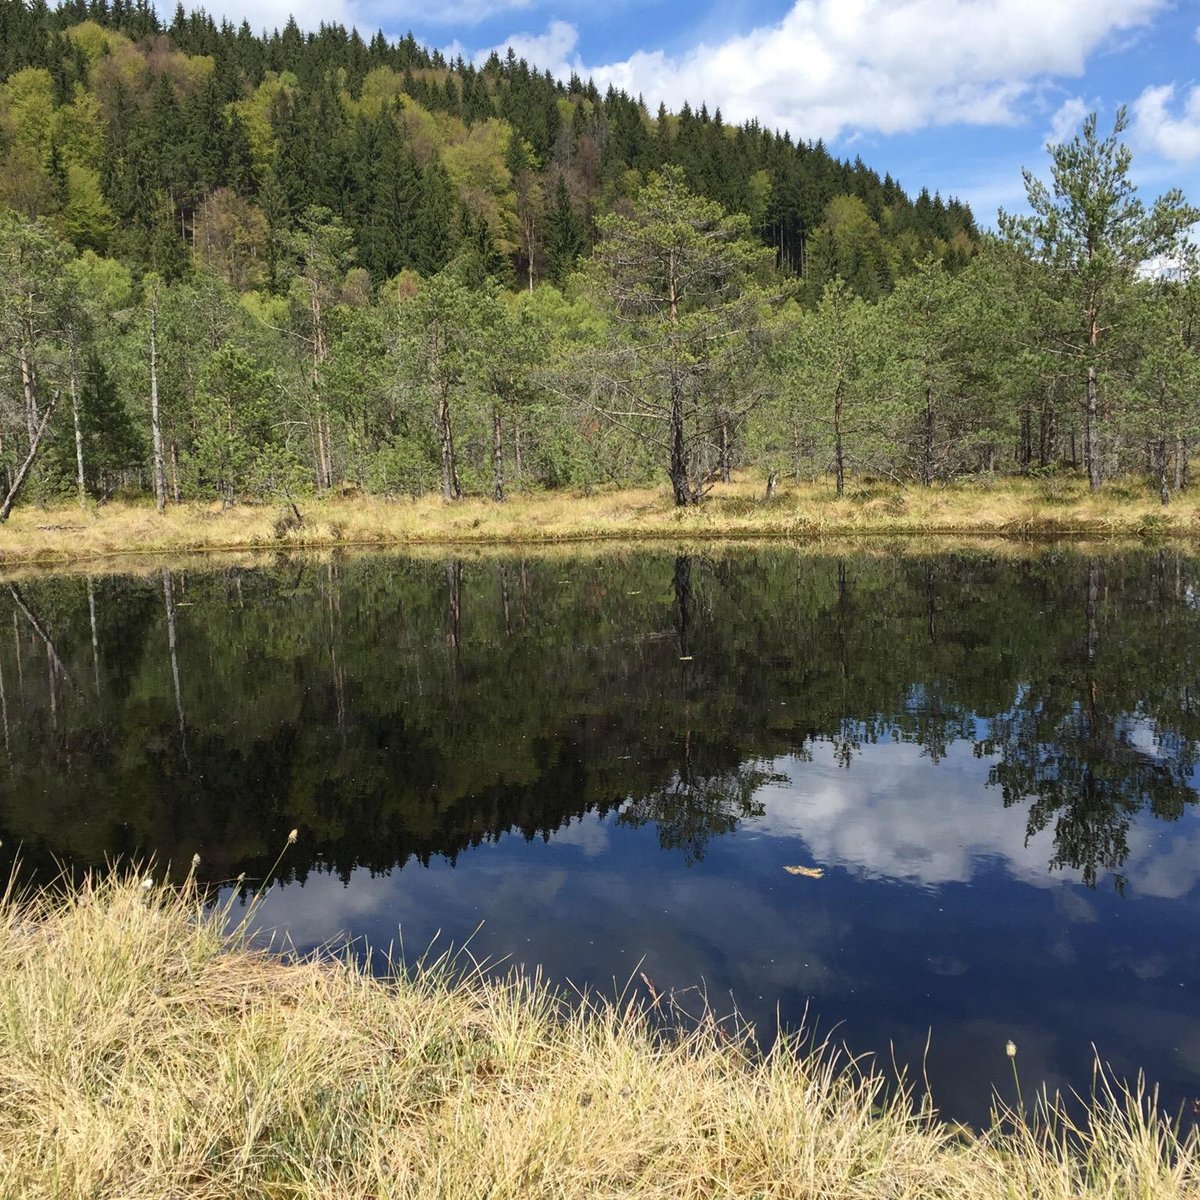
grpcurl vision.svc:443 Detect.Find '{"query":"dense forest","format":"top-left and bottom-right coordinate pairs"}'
top-left (0, 0), bottom-right (1197, 510)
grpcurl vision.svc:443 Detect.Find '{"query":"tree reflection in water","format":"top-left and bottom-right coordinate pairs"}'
top-left (0, 548), bottom-right (1195, 891)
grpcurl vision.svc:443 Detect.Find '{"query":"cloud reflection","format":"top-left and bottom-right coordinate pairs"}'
top-left (750, 741), bottom-right (1200, 899)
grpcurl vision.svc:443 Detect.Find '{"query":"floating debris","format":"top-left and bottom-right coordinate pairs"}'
top-left (783, 865), bottom-right (824, 879)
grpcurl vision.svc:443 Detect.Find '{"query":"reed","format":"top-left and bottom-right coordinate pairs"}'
top-left (0, 865), bottom-right (1194, 1199)
top-left (0, 475), bottom-right (1197, 567)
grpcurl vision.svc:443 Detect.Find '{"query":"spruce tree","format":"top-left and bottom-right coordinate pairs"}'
top-left (414, 162), bottom-right (456, 276)
top-left (544, 175), bottom-right (583, 287)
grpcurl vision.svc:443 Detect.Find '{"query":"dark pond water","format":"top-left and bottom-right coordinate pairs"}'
top-left (2, 546), bottom-right (1199, 1125)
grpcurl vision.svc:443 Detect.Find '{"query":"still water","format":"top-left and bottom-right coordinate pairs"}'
top-left (1, 546), bottom-right (1198, 1124)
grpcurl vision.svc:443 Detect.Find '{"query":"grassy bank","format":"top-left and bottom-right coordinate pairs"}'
top-left (1, 476), bottom-right (1199, 566)
top-left (2, 870), bottom-right (1194, 1199)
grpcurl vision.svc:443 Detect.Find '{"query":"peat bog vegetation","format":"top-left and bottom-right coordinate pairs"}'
top-left (5, 0), bottom-right (1200, 1193)
top-left (2, 475), bottom-right (1200, 565)
top-left (1, 871), bottom-right (1196, 1200)
top-left (3, 544), bottom-right (1200, 1197)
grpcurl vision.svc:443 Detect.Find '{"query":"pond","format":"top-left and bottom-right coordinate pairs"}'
top-left (1, 545), bottom-right (1198, 1126)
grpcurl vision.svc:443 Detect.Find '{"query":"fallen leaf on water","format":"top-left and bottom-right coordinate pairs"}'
top-left (784, 865), bottom-right (824, 879)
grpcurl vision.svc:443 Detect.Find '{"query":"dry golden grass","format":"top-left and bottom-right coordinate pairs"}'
top-left (1, 474), bottom-right (1198, 568)
top-left (1, 866), bottom-right (1195, 1199)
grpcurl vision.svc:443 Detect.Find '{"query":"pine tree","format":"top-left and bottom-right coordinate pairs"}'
top-left (1000, 109), bottom-right (1200, 490)
top-left (588, 167), bottom-right (774, 505)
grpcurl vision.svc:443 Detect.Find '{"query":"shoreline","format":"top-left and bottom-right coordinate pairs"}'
top-left (3, 871), bottom-right (1194, 1198)
top-left (1, 478), bottom-right (1198, 568)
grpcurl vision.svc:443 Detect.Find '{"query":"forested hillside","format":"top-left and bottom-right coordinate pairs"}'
top-left (0, 0), bottom-right (1196, 512)
top-left (0, 0), bottom-right (977, 288)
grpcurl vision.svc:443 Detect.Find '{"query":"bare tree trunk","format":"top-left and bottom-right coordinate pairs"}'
top-left (162, 569), bottom-right (187, 760)
top-left (1039, 397), bottom-right (1057, 468)
top-left (1086, 364), bottom-right (1101, 491)
top-left (1086, 559), bottom-right (1100, 666)
top-left (492, 403), bottom-right (505, 502)
top-left (87, 574), bottom-right (101, 698)
top-left (9, 584), bottom-right (71, 688)
top-left (1154, 387), bottom-right (1170, 506)
top-left (309, 284), bottom-right (333, 493)
top-left (326, 563), bottom-right (346, 738)
top-left (321, 412), bottom-right (334, 490)
top-left (69, 336), bottom-right (86, 507)
top-left (500, 566), bottom-right (511, 636)
top-left (0, 647), bottom-right (8, 753)
top-left (921, 383), bottom-right (934, 487)
top-left (12, 610), bottom-right (22, 699)
top-left (150, 291), bottom-right (167, 513)
top-left (19, 320), bottom-right (38, 446)
top-left (1176, 436), bottom-right (1188, 491)
top-left (666, 263), bottom-right (695, 507)
top-left (169, 442), bottom-right (181, 504)
top-left (314, 414), bottom-right (331, 493)
top-left (833, 381), bottom-right (845, 497)
top-left (719, 421), bottom-right (731, 484)
top-left (445, 559), bottom-right (462, 657)
top-left (673, 555), bottom-right (692, 659)
top-left (837, 559), bottom-right (848, 679)
top-left (439, 387), bottom-right (462, 500)
top-left (765, 470), bottom-right (777, 500)
top-left (0, 394), bottom-right (58, 522)
top-left (46, 639), bottom-right (57, 733)
top-left (668, 375), bottom-right (692, 506)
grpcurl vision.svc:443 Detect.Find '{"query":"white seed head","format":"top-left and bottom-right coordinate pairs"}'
top-left (287, 828), bottom-right (298, 844)
top-left (1006, 1040), bottom-right (1017, 1058)
top-left (236, 872), bottom-right (246, 885)
top-left (191, 853), bottom-right (201, 868)
top-left (141, 877), bottom-right (153, 891)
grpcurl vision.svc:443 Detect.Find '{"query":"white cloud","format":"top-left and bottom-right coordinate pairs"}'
top-left (1045, 95), bottom-right (1088, 146)
top-left (751, 744), bottom-right (1062, 888)
top-left (1132, 83), bottom-right (1200, 164)
top-left (561, 0), bottom-right (1166, 143)
top-left (750, 742), bottom-right (1200, 897)
top-left (1121, 820), bottom-right (1200, 899)
top-left (184, 0), bottom-right (351, 34)
top-left (177, 0), bottom-right (533, 33)
top-left (476, 18), bottom-right (580, 77)
top-left (374, 0), bottom-right (534, 26)
top-left (547, 811), bottom-right (611, 857)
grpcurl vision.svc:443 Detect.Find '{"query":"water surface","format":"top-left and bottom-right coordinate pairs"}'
top-left (2, 546), bottom-right (1198, 1124)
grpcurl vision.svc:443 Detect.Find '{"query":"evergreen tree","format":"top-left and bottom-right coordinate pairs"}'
top-left (358, 108), bottom-right (421, 279)
top-left (588, 167), bottom-right (774, 505)
top-left (544, 175), bottom-right (583, 287)
top-left (414, 162), bottom-right (456, 276)
top-left (1000, 109), bottom-right (1200, 491)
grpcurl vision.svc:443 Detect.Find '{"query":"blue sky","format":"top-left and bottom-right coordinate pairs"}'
top-left (197, 0), bottom-right (1200, 225)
